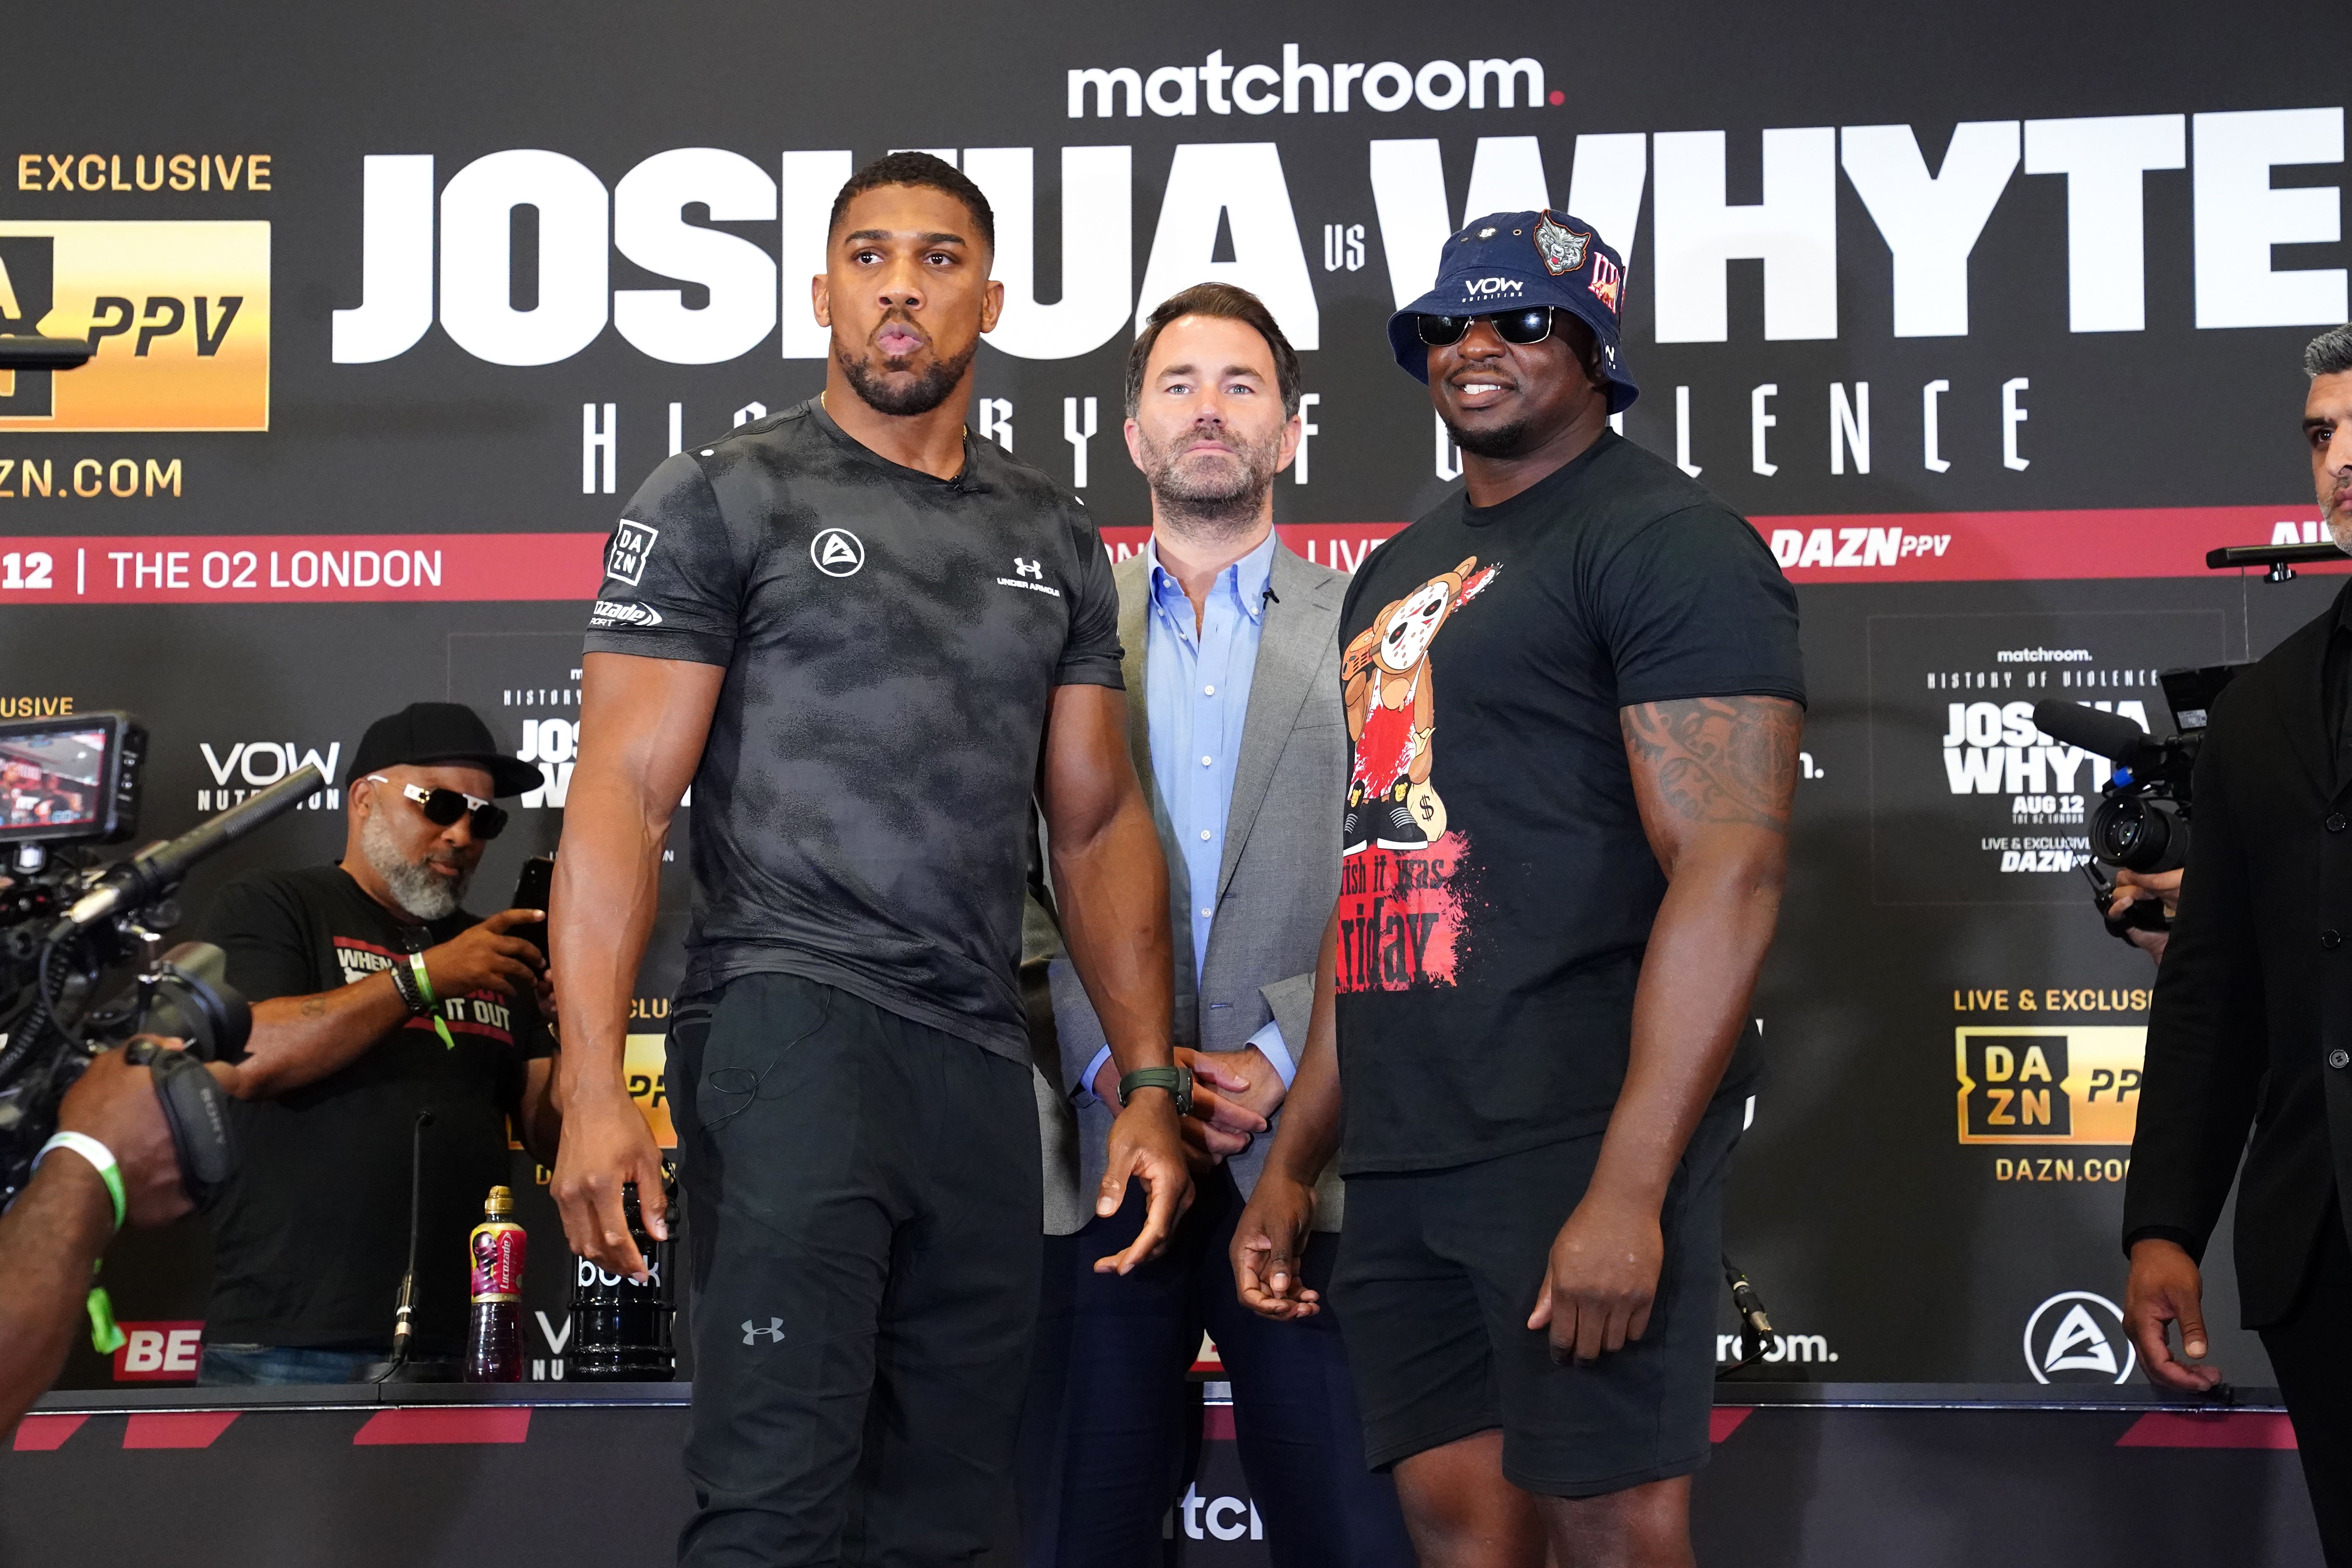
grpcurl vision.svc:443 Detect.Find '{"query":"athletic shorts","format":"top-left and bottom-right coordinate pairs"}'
top-left (1331, 1096), bottom-right (1741, 1498)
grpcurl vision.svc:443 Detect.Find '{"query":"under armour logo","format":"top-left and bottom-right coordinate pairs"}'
top-left (741, 1317), bottom-right (785, 1345)
top-left (1014, 556), bottom-right (1043, 579)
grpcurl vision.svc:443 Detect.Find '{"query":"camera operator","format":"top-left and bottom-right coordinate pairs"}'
top-left (0, 1044), bottom-right (238, 1431)
top-left (196, 703), bottom-right (559, 1385)
top-left (2124, 322), bottom-right (2352, 1565)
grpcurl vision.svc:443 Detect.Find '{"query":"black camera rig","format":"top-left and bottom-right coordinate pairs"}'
top-left (0, 710), bottom-right (322, 1210)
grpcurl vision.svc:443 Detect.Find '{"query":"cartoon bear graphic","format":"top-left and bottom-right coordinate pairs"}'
top-left (1341, 555), bottom-right (1499, 855)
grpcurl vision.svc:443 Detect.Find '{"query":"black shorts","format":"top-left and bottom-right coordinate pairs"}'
top-left (1331, 1097), bottom-right (1741, 1498)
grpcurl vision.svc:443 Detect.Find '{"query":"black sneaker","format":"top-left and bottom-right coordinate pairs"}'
top-left (1375, 800), bottom-right (1427, 851)
top-left (1342, 797), bottom-right (1370, 856)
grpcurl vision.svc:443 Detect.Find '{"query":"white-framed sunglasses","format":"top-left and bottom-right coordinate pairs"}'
top-left (363, 775), bottom-right (508, 840)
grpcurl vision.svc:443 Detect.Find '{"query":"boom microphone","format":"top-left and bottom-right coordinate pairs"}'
top-left (0, 337), bottom-right (95, 372)
top-left (50, 764), bottom-right (326, 940)
top-left (2029, 701), bottom-right (2157, 769)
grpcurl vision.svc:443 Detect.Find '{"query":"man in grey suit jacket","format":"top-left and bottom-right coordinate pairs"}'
top-left (1018, 284), bottom-right (1413, 1568)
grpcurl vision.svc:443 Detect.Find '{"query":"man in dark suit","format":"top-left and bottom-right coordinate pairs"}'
top-left (2125, 320), bottom-right (2352, 1565)
top-left (1020, 283), bottom-right (1413, 1568)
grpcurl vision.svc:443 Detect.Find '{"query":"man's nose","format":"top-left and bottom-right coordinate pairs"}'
top-left (876, 264), bottom-right (927, 311)
top-left (1456, 320), bottom-right (1509, 358)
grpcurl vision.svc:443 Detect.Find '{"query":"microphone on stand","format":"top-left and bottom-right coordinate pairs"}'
top-left (366, 1109), bottom-right (440, 1384)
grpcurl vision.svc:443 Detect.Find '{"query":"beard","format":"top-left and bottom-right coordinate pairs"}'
top-left (359, 806), bottom-right (473, 922)
top-left (836, 314), bottom-right (978, 418)
top-left (1136, 420), bottom-right (1285, 536)
top-left (2330, 497), bottom-right (2352, 554)
top-left (1441, 411), bottom-right (1537, 460)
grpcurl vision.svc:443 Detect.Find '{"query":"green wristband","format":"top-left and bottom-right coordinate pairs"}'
top-left (410, 951), bottom-right (457, 1050)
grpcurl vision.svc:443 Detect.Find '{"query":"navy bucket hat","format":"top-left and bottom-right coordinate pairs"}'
top-left (1386, 209), bottom-right (1638, 415)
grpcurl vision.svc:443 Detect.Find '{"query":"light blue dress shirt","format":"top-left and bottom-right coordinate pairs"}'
top-left (1078, 532), bottom-right (1296, 1101)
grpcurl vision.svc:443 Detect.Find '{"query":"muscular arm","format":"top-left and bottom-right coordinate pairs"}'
top-left (233, 977), bottom-right (410, 1100)
top-left (0, 1157), bottom-right (113, 1432)
top-left (1038, 682), bottom-right (1192, 1273)
top-left (1529, 695), bottom-right (1800, 1362)
top-left (234, 912), bottom-right (547, 1102)
top-left (549, 651), bottom-right (722, 1280)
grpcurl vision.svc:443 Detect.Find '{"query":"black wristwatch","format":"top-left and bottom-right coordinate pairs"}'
top-left (1117, 1064), bottom-right (1194, 1117)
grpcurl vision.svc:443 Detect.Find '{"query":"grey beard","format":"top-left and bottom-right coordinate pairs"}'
top-left (837, 336), bottom-right (978, 418)
top-left (1441, 411), bottom-right (1535, 460)
top-left (1140, 430), bottom-right (1280, 535)
top-left (2329, 510), bottom-right (2352, 555)
top-left (360, 807), bottom-right (469, 922)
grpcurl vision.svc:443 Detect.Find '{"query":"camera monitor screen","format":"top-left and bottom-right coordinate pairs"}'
top-left (0, 713), bottom-right (142, 846)
top-left (0, 729), bottom-right (107, 831)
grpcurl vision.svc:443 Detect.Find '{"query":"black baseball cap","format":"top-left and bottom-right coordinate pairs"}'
top-left (349, 702), bottom-right (541, 799)
top-left (1387, 208), bottom-right (1639, 414)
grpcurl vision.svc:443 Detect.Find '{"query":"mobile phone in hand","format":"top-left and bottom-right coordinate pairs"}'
top-left (511, 854), bottom-right (554, 957)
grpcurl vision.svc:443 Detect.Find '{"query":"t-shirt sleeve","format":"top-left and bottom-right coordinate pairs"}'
top-left (1054, 507), bottom-right (1125, 689)
top-left (204, 874), bottom-right (319, 1010)
top-left (1596, 504), bottom-right (1807, 709)
top-left (582, 451), bottom-right (745, 666)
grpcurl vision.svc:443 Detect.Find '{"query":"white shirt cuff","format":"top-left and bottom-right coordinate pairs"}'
top-left (1076, 1044), bottom-right (1115, 1104)
top-left (1247, 1019), bottom-right (1296, 1088)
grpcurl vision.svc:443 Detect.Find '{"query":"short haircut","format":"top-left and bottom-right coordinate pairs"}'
top-left (828, 151), bottom-right (994, 253)
top-left (2306, 322), bottom-right (2352, 379)
top-left (1126, 283), bottom-right (1303, 417)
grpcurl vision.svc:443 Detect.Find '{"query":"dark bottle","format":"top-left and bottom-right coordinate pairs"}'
top-left (566, 1171), bottom-right (677, 1381)
top-left (463, 1184), bottom-right (527, 1383)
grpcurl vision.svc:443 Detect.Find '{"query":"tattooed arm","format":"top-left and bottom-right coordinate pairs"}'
top-left (1527, 695), bottom-right (1802, 1365)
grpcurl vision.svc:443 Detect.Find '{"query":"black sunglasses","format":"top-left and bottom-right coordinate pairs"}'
top-left (1416, 307), bottom-right (1558, 348)
top-left (366, 775), bottom-right (509, 841)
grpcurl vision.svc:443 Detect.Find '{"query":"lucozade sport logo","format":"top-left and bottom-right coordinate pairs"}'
top-left (0, 222), bottom-right (269, 430)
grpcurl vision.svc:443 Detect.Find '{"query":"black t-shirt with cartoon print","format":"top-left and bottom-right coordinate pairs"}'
top-left (582, 396), bottom-right (1123, 1061)
top-left (1333, 431), bottom-right (1805, 1174)
top-left (203, 865), bottom-right (550, 1352)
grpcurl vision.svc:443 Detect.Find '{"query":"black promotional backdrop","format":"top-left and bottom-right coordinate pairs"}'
top-left (5, 0), bottom-right (2349, 1392)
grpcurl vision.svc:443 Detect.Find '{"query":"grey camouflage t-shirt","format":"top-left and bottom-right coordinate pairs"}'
top-left (583, 397), bottom-right (1122, 1060)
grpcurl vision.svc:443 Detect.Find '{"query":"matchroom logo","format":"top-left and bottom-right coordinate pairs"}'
top-left (1954, 1027), bottom-right (2144, 1144)
top-left (0, 222), bottom-right (268, 430)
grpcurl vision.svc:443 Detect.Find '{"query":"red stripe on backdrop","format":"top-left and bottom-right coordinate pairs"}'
top-left (0, 507), bottom-right (2324, 606)
top-left (123, 1411), bottom-right (241, 1450)
top-left (10, 1414), bottom-right (88, 1451)
top-left (353, 1407), bottom-right (533, 1445)
top-left (0, 534), bottom-right (607, 604)
top-left (1101, 507), bottom-right (2333, 586)
top-left (2115, 1411), bottom-right (2299, 1449)
top-left (1709, 1407), bottom-right (1754, 1442)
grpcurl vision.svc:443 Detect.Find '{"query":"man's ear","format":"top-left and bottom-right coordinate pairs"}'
top-left (811, 272), bottom-right (831, 329)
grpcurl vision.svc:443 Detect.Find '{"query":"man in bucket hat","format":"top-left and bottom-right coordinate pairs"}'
top-left (1233, 212), bottom-right (1805, 1565)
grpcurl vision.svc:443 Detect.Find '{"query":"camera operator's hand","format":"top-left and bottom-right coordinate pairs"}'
top-left (56, 1042), bottom-right (230, 1228)
top-left (2107, 868), bottom-right (2183, 963)
top-left (2125, 1237), bottom-right (2223, 1392)
top-left (423, 908), bottom-right (547, 1000)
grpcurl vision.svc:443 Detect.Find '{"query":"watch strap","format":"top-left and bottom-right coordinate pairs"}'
top-left (1117, 1064), bottom-right (1193, 1116)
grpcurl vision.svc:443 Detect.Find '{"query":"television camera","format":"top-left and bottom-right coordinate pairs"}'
top-left (0, 710), bottom-right (321, 1210)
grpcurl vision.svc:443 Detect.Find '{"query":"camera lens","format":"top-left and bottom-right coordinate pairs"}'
top-left (2092, 795), bottom-right (2188, 873)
